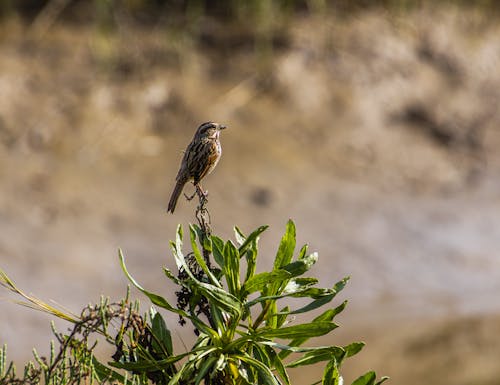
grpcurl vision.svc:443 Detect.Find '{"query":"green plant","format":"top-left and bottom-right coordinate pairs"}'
top-left (0, 220), bottom-right (387, 384)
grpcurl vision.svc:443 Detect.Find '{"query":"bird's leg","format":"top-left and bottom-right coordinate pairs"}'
top-left (195, 183), bottom-right (208, 198)
top-left (195, 183), bottom-right (209, 210)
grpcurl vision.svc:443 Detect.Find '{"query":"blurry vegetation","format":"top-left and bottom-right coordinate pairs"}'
top-left (1, 1), bottom-right (498, 43)
top-left (1, 0), bottom-right (497, 77)
top-left (2, 0), bottom-right (499, 20)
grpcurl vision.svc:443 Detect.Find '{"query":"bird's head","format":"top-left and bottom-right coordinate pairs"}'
top-left (196, 121), bottom-right (227, 140)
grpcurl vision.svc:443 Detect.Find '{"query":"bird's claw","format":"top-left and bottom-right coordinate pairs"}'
top-left (184, 191), bottom-right (197, 201)
top-left (195, 185), bottom-right (209, 198)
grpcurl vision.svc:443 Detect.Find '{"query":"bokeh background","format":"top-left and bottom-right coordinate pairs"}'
top-left (1, 1), bottom-right (500, 384)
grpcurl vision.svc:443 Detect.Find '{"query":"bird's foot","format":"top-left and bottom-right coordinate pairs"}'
top-left (184, 191), bottom-right (197, 201)
top-left (196, 185), bottom-right (209, 198)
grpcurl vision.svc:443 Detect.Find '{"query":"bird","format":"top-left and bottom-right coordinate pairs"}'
top-left (167, 121), bottom-right (226, 213)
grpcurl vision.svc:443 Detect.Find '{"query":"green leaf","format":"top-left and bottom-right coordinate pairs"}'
top-left (238, 225), bottom-right (268, 256)
top-left (351, 371), bottom-right (376, 385)
top-left (287, 293), bottom-right (337, 315)
top-left (189, 225), bottom-right (221, 287)
top-left (330, 300), bottom-right (348, 318)
top-left (264, 345), bottom-right (290, 385)
top-left (278, 308), bottom-right (344, 359)
top-left (314, 307), bottom-right (343, 323)
top-left (297, 244), bottom-right (308, 260)
top-left (151, 310), bottom-right (173, 356)
top-left (274, 220), bottom-right (296, 270)
top-left (223, 240), bottom-right (241, 295)
top-left (246, 286), bottom-right (335, 311)
top-left (209, 302), bottom-right (227, 335)
top-left (233, 354), bottom-right (280, 385)
top-left (244, 293), bottom-right (303, 309)
top-left (276, 306), bottom-right (290, 328)
top-left (224, 334), bottom-right (257, 352)
top-left (280, 280), bottom-right (312, 296)
top-left (236, 361), bottom-right (252, 384)
top-left (192, 224), bottom-right (213, 253)
top-left (287, 287), bottom-right (334, 298)
top-left (286, 277), bottom-right (319, 290)
top-left (252, 344), bottom-right (271, 368)
top-left (322, 359), bottom-right (341, 385)
top-left (213, 353), bottom-right (227, 372)
top-left (268, 301), bottom-right (279, 329)
top-left (257, 321), bottom-right (337, 339)
top-left (286, 347), bottom-right (345, 368)
top-left (163, 267), bottom-right (182, 285)
top-left (175, 224), bottom-right (183, 261)
top-left (244, 241), bottom-right (258, 283)
top-left (333, 276), bottom-right (350, 293)
top-left (92, 357), bottom-right (126, 383)
top-left (262, 341), bottom-right (337, 353)
top-left (242, 270), bottom-right (292, 296)
top-left (192, 335), bottom-right (211, 350)
top-left (351, 372), bottom-right (389, 385)
top-left (167, 359), bottom-right (189, 385)
top-left (249, 287), bottom-right (344, 318)
top-left (211, 236), bottom-right (225, 268)
top-left (198, 281), bottom-right (243, 317)
top-left (281, 252), bottom-right (318, 277)
top-left (168, 350), bottom-right (216, 385)
top-left (287, 280), bottom-right (349, 315)
top-left (110, 353), bottom-right (186, 371)
top-left (194, 356), bottom-right (219, 385)
top-left (344, 342), bottom-right (365, 358)
top-left (203, 236), bottom-right (212, 253)
top-left (234, 226), bottom-right (246, 246)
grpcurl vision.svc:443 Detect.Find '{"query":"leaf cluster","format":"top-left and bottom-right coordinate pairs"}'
top-left (117, 220), bottom-right (387, 385)
top-left (0, 220), bottom-right (388, 385)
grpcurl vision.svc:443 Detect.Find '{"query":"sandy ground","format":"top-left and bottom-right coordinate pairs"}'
top-left (1, 5), bottom-right (500, 384)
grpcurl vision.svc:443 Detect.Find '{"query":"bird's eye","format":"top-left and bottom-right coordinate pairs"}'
top-left (198, 122), bottom-right (215, 133)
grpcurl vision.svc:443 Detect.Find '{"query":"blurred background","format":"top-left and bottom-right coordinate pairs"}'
top-left (1, 1), bottom-right (500, 384)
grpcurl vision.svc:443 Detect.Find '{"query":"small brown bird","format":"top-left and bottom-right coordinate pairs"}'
top-left (167, 122), bottom-right (226, 213)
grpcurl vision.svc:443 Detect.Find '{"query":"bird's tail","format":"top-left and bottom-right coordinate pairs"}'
top-left (167, 180), bottom-right (186, 213)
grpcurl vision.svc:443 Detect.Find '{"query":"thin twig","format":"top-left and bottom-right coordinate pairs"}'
top-left (194, 185), bottom-right (212, 264)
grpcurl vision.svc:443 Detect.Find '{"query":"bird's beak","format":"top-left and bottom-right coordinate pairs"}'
top-left (219, 124), bottom-right (227, 130)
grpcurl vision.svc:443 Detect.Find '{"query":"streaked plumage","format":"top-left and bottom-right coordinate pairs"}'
top-left (167, 122), bottom-right (226, 213)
